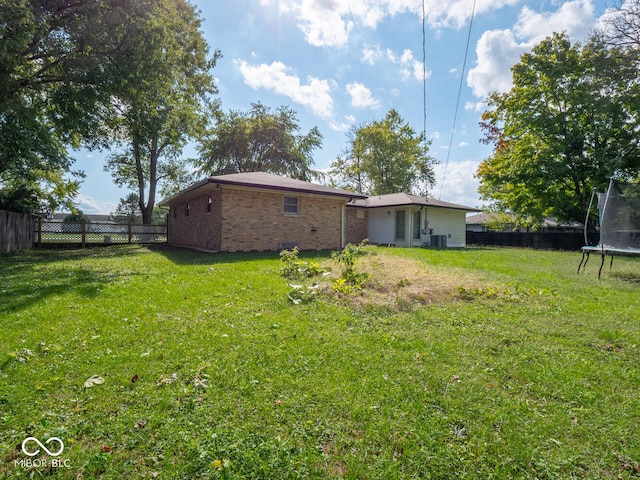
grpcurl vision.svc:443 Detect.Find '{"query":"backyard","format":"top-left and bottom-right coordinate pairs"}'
top-left (0, 244), bottom-right (639, 479)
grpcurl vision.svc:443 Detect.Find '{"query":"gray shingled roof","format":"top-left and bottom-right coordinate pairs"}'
top-left (349, 192), bottom-right (479, 212)
top-left (158, 172), bottom-right (367, 207)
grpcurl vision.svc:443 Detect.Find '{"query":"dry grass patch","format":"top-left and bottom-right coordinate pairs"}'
top-left (324, 250), bottom-right (484, 310)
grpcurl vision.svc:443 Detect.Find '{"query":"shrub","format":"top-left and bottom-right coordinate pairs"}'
top-left (331, 239), bottom-right (370, 293)
top-left (279, 247), bottom-right (327, 278)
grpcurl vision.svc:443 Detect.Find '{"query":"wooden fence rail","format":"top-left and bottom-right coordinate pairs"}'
top-left (35, 220), bottom-right (167, 247)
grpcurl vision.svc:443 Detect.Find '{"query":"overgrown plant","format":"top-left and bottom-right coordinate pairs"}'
top-left (331, 239), bottom-right (370, 293)
top-left (280, 247), bottom-right (329, 304)
top-left (286, 283), bottom-right (319, 305)
top-left (279, 247), bottom-right (327, 278)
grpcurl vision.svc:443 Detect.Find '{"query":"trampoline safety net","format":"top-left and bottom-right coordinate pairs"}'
top-left (579, 180), bottom-right (640, 278)
top-left (599, 181), bottom-right (640, 251)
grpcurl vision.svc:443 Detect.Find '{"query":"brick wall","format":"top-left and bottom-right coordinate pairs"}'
top-left (168, 190), bottom-right (222, 251)
top-left (220, 187), bottom-right (344, 251)
top-left (167, 186), bottom-right (346, 252)
top-left (346, 207), bottom-right (368, 244)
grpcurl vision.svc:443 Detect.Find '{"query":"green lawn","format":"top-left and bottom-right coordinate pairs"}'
top-left (1, 245), bottom-right (639, 479)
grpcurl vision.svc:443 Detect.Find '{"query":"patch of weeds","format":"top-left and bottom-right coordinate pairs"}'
top-left (279, 247), bottom-right (328, 279)
top-left (286, 283), bottom-right (320, 305)
top-left (280, 247), bottom-right (330, 304)
top-left (453, 284), bottom-right (557, 302)
top-left (331, 240), bottom-right (370, 294)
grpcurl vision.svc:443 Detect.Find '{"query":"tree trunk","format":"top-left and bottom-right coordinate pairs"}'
top-left (140, 135), bottom-right (159, 225)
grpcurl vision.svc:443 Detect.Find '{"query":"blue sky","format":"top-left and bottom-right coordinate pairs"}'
top-left (74, 0), bottom-right (612, 215)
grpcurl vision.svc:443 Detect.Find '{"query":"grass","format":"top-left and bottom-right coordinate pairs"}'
top-left (0, 244), bottom-right (639, 479)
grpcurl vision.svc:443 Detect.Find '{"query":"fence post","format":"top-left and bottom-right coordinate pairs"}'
top-left (37, 217), bottom-right (42, 247)
top-left (81, 221), bottom-right (86, 248)
top-left (128, 223), bottom-right (132, 244)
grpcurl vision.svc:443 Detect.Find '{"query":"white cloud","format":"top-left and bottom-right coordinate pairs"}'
top-left (423, 0), bottom-right (521, 30)
top-left (236, 60), bottom-right (336, 119)
top-left (467, 29), bottom-right (528, 98)
top-left (282, 0), bottom-right (526, 47)
top-left (75, 194), bottom-right (116, 215)
top-left (360, 45), bottom-right (430, 81)
top-left (432, 159), bottom-right (483, 208)
top-left (467, 0), bottom-right (597, 99)
top-left (283, 0), bottom-right (419, 47)
top-left (514, 1), bottom-right (595, 44)
top-left (465, 100), bottom-right (486, 112)
top-left (362, 44), bottom-right (383, 65)
top-left (346, 82), bottom-right (380, 108)
top-left (399, 49), bottom-right (430, 81)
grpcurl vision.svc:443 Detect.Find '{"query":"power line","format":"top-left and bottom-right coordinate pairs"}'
top-left (438, 0), bottom-right (477, 199)
top-left (422, 0), bottom-right (427, 165)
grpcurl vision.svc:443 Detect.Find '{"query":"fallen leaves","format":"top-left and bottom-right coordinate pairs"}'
top-left (134, 419), bottom-right (148, 429)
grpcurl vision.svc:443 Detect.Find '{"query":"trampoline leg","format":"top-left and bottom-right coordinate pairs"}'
top-left (609, 254), bottom-right (614, 271)
top-left (598, 252), bottom-right (605, 279)
top-left (577, 251), bottom-right (588, 273)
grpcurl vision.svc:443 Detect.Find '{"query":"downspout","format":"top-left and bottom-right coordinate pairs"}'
top-left (341, 202), bottom-right (347, 248)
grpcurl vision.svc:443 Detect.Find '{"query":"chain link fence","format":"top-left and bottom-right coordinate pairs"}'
top-left (36, 220), bottom-right (167, 246)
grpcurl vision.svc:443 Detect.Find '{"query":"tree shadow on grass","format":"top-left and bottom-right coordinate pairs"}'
top-left (610, 271), bottom-right (640, 286)
top-left (0, 245), bottom-right (145, 314)
top-left (146, 244), bottom-right (283, 265)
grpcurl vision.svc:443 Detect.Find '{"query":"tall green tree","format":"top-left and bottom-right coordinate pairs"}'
top-left (104, 0), bottom-right (220, 224)
top-left (197, 103), bottom-right (322, 180)
top-left (329, 123), bottom-right (367, 193)
top-left (477, 33), bottom-right (640, 228)
top-left (110, 193), bottom-right (142, 225)
top-left (330, 109), bottom-right (435, 195)
top-left (109, 193), bottom-right (166, 225)
top-left (0, 0), bottom-right (139, 213)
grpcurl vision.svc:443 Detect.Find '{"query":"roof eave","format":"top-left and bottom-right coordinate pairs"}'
top-left (348, 201), bottom-right (480, 212)
top-left (157, 177), bottom-right (366, 207)
top-left (212, 178), bottom-right (367, 199)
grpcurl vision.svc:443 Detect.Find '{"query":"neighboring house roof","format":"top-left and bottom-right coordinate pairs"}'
top-left (465, 212), bottom-right (514, 225)
top-left (158, 172), bottom-right (367, 207)
top-left (349, 192), bottom-right (480, 212)
top-left (541, 218), bottom-right (583, 229)
top-left (51, 213), bottom-right (112, 222)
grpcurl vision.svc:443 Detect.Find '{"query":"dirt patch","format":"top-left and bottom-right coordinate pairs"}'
top-left (322, 251), bottom-right (483, 311)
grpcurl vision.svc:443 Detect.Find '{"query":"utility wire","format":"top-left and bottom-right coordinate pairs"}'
top-left (438, 0), bottom-right (477, 199)
top-left (422, 0), bottom-right (427, 165)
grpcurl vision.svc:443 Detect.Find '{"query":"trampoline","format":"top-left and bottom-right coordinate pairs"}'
top-left (578, 179), bottom-right (640, 278)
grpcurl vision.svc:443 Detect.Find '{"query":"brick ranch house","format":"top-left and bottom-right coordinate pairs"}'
top-left (158, 172), bottom-right (478, 252)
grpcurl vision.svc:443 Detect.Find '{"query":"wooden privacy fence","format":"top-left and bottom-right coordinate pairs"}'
top-left (35, 219), bottom-right (167, 247)
top-left (1, 209), bottom-right (35, 253)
